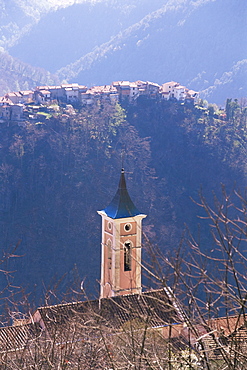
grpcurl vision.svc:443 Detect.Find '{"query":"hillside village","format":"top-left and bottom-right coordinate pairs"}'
top-left (0, 80), bottom-right (199, 122)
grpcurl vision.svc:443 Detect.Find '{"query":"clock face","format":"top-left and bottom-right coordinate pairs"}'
top-left (124, 223), bottom-right (132, 232)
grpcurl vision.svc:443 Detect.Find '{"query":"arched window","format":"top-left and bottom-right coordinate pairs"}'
top-left (124, 241), bottom-right (132, 271)
top-left (107, 239), bottom-right (112, 269)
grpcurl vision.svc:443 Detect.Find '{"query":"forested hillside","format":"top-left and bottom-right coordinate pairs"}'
top-left (0, 98), bottom-right (246, 309)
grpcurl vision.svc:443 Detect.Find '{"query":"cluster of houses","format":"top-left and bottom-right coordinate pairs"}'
top-left (0, 80), bottom-right (199, 122)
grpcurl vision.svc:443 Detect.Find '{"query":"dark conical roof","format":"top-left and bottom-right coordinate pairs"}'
top-left (103, 169), bottom-right (141, 219)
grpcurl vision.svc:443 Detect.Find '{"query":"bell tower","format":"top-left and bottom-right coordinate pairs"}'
top-left (97, 169), bottom-right (147, 299)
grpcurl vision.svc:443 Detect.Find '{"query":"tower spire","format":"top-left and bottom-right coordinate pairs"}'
top-left (103, 169), bottom-right (140, 219)
top-left (121, 148), bottom-right (125, 170)
top-left (98, 169), bottom-right (147, 299)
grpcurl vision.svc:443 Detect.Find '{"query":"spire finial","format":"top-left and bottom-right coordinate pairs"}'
top-left (121, 148), bottom-right (125, 172)
top-left (101, 165), bottom-right (141, 219)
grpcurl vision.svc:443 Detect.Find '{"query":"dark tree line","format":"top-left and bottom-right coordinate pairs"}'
top-left (0, 98), bottom-right (246, 309)
top-left (0, 102), bottom-right (152, 308)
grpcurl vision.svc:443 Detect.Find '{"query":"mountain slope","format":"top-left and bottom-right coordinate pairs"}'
top-left (0, 0), bottom-right (246, 102)
top-left (0, 0), bottom-right (94, 49)
top-left (200, 60), bottom-right (247, 104)
top-left (55, 0), bottom-right (246, 104)
top-left (9, 0), bottom-right (166, 72)
top-left (0, 49), bottom-right (59, 94)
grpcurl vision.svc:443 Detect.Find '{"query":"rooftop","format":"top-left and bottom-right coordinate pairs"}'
top-left (35, 288), bottom-right (180, 335)
top-left (0, 323), bottom-right (40, 354)
top-left (101, 169), bottom-right (142, 219)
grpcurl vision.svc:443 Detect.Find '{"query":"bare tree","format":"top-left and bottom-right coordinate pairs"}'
top-left (1, 188), bottom-right (247, 369)
top-left (142, 187), bottom-right (247, 369)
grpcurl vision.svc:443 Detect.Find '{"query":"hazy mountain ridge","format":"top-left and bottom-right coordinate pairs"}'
top-left (0, 0), bottom-right (34, 49)
top-left (0, 49), bottom-right (59, 94)
top-left (9, 0), bottom-right (167, 72)
top-left (56, 0), bottom-right (246, 104)
top-left (0, 0), bottom-right (103, 49)
top-left (0, 0), bottom-right (246, 104)
top-left (56, 1), bottom-right (187, 81)
top-left (200, 60), bottom-right (247, 105)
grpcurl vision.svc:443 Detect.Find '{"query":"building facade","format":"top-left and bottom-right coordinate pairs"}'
top-left (98, 169), bottom-right (146, 299)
